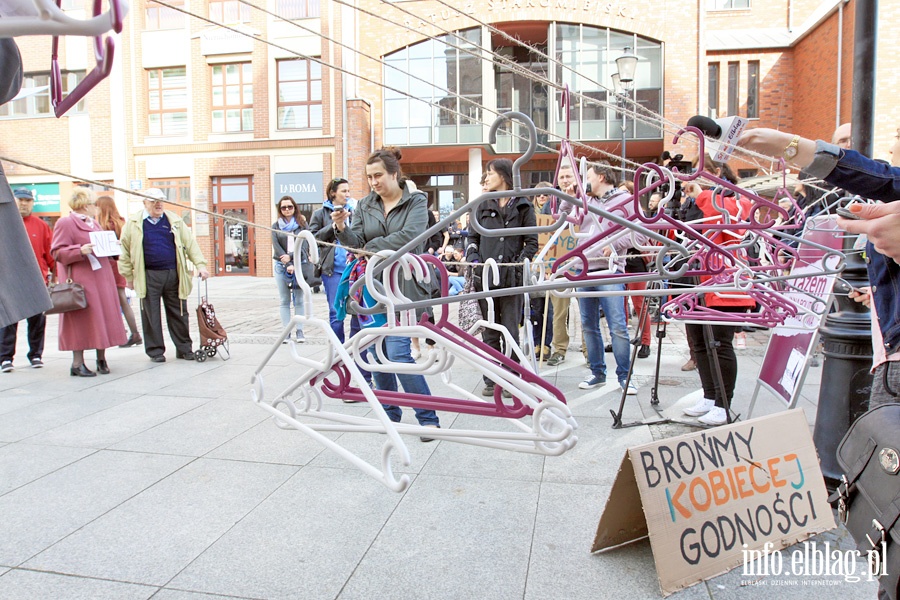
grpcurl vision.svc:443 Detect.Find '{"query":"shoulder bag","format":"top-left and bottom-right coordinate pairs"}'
top-left (458, 266), bottom-right (482, 335)
top-left (828, 403), bottom-right (900, 600)
top-left (46, 265), bottom-right (88, 314)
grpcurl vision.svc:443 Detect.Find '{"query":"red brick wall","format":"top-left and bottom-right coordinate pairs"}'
top-left (347, 99), bottom-right (372, 200)
top-left (791, 10), bottom-right (853, 142)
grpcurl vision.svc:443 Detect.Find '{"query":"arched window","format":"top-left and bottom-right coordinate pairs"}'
top-left (383, 28), bottom-right (482, 146)
top-left (381, 24), bottom-right (663, 147)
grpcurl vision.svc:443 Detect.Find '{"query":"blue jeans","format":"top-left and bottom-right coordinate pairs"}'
top-left (322, 269), bottom-right (362, 343)
top-left (448, 276), bottom-right (465, 296)
top-left (274, 261), bottom-right (304, 335)
top-left (323, 268), bottom-right (369, 382)
top-left (578, 283), bottom-right (631, 384)
top-left (368, 336), bottom-right (439, 426)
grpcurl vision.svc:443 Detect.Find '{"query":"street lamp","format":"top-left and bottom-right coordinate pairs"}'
top-left (612, 47), bottom-right (639, 178)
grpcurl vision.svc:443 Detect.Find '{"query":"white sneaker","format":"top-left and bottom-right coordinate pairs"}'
top-left (620, 381), bottom-right (638, 396)
top-left (1, 360), bottom-right (12, 373)
top-left (294, 331), bottom-right (306, 344)
top-left (698, 406), bottom-right (728, 426)
top-left (683, 397), bottom-right (716, 417)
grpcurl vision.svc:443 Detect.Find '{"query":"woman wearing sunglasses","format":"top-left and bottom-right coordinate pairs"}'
top-left (271, 195), bottom-right (307, 343)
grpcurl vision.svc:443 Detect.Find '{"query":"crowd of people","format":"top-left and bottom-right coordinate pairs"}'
top-left (3, 186), bottom-right (209, 377)
top-left (7, 124), bottom-right (897, 434)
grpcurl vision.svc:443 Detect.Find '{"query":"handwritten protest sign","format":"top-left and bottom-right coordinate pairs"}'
top-left (88, 230), bottom-right (120, 257)
top-left (535, 213), bottom-right (576, 273)
top-left (592, 409), bottom-right (835, 596)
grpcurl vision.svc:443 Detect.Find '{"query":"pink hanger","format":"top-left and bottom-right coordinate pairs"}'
top-left (318, 255), bottom-right (569, 419)
top-left (50, 0), bottom-right (124, 117)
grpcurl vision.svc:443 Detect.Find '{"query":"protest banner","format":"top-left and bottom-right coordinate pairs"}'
top-left (592, 409), bottom-right (835, 596)
top-left (749, 217), bottom-right (843, 416)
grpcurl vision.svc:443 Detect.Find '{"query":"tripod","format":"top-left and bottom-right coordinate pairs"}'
top-left (610, 279), bottom-right (739, 429)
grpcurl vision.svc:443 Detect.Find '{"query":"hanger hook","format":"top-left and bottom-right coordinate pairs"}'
top-left (488, 111), bottom-right (537, 191)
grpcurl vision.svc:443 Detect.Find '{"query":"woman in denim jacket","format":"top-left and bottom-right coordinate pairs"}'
top-left (271, 195), bottom-right (306, 343)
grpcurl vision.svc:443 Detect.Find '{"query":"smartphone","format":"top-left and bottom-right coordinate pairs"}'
top-left (332, 206), bottom-right (345, 214)
top-left (836, 206), bottom-right (861, 220)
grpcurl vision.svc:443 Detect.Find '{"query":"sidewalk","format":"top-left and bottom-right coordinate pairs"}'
top-left (0, 277), bottom-right (875, 599)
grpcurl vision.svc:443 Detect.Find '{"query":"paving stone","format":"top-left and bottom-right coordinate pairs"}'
top-left (24, 458), bottom-right (297, 585)
top-left (0, 443), bottom-right (96, 495)
top-left (110, 398), bottom-right (268, 457)
top-left (169, 466), bottom-right (403, 599)
top-left (26, 394), bottom-right (212, 448)
top-left (0, 450), bottom-right (190, 565)
top-left (339, 473), bottom-right (538, 600)
top-left (0, 391), bottom-right (139, 443)
top-left (0, 569), bottom-right (156, 600)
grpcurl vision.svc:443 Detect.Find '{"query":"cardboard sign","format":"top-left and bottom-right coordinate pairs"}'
top-left (535, 213), bottom-right (577, 272)
top-left (592, 410), bottom-right (835, 596)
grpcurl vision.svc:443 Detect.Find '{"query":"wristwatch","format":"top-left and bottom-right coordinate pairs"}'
top-left (782, 135), bottom-right (801, 160)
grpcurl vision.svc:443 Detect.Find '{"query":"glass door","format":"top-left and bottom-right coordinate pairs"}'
top-left (212, 176), bottom-right (255, 275)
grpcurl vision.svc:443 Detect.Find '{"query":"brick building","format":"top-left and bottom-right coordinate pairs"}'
top-left (1, 0), bottom-right (897, 278)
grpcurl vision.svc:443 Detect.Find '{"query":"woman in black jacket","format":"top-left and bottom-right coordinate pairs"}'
top-left (466, 158), bottom-right (538, 397)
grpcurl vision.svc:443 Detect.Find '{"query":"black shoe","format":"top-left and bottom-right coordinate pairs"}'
top-left (151, 355), bottom-right (166, 363)
top-left (119, 333), bottom-right (142, 348)
top-left (96, 359), bottom-right (110, 374)
top-left (605, 344), bottom-right (613, 353)
top-left (70, 364), bottom-right (96, 377)
top-left (637, 345), bottom-right (651, 359)
top-left (30, 358), bottom-right (43, 369)
top-left (176, 351), bottom-right (195, 360)
top-left (420, 425), bottom-right (440, 443)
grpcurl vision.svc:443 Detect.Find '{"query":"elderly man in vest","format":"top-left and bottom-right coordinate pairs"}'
top-left (119, 188), bottom-right (209, 362)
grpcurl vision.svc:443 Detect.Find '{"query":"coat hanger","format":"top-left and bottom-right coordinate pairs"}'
top-left (0, 0), bottom-right (129, 118)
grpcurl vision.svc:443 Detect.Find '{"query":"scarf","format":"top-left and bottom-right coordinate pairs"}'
top-left (277, 217), bottom-right (299, 232)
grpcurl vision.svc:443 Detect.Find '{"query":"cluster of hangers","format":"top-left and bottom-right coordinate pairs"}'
top-left (351, 99), bottom-right (846, 331)
top-left (250, 230), bottom-right (578, 491)
top-left (247, 106), bottom-right (847, 490)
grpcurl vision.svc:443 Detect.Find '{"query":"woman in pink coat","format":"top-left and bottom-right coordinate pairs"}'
top-left (51, 188), bottom-right (127, 376)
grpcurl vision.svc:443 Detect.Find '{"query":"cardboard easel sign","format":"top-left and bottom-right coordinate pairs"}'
top-left (591, 409), bottom-right (835, 596)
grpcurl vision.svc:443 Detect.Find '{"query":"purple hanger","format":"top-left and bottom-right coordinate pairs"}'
top-left (50, 0), bottom-right (123, 117)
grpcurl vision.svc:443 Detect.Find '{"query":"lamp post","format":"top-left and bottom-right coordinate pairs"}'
top-left (612, 47), bottom-right (638, 179)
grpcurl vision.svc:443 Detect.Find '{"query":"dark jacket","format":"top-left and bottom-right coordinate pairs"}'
top-left (466, 196), bottom-right (538, 290)
top-left (271, 219), bottom-right (309, 271)
top-left (309, 202), bottom-right (344, 276)
top-left (810, 144), bottom-right (900, 352)
top-left (335, 182), bottom-right (433, 305)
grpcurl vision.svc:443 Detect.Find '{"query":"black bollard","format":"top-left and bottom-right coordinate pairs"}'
top-left (813, 239), bottom-right (872, 490)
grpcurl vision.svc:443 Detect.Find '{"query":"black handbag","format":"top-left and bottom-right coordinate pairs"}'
top-left (300, 260), bottom-right (321, 288)
top-left (45, 266), bottom-right (88, 314)
top-left (828, 403), bottom-right (900, 600)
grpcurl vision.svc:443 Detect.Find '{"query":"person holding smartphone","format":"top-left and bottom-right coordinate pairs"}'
top-left (309, 179), bottom-right (364, 345)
